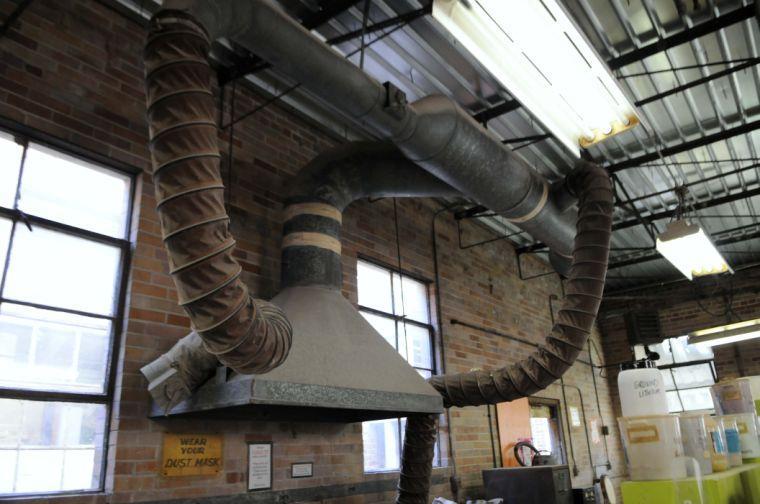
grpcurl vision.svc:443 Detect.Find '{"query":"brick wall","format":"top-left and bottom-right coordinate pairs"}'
top-left (0, 1), bottom-right (624, 502)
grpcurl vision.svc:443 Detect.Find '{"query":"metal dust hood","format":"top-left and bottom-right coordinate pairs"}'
top-left (150, 286), bottom-right (443, 422)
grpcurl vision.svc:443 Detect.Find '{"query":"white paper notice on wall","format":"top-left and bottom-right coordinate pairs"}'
top-left (570, 406), bottom-right (582, 428)
top-left (248, 443), bottom-right (272, 491)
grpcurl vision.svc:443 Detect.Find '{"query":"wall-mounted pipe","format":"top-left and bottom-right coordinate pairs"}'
top-left (163, 0), bottom-right (577, 268)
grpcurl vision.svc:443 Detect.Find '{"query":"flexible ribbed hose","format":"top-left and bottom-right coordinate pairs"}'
top-left (396, 161), bottom-right (613, 504)
top-left (144, 11), bottom-right (291, 374)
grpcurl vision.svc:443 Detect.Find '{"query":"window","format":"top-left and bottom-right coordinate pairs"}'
top-left (0, 131), bottom-right (132, 496)
top-left (529, 398), bottom-right (566, 465)
top-left (650, 336), bottom-right (716, 413)
top-left (356, 259), bottom-right (440, 472)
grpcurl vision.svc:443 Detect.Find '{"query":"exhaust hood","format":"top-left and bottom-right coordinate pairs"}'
top-left (150, 286), bottom-right (444, 422)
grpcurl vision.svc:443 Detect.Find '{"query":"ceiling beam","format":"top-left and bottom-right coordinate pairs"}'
top-left (605, 118), bottom-right (760, 173)
top-left (607, 4), bottom-right (756, 71)
top-left (613, 185), bottom-right (760, 231)
top-left (326, 4), bottom-right (431, 45)
top-left (635, 58), bottom-right (760, 107)
top-left (472, 99), bottom-right (521, 124)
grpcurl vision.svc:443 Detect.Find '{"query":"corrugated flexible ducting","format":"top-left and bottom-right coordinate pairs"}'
top-left (144, 11), bottom-right (291, 374)
top-left (396, 161), bottom-right (613, 504)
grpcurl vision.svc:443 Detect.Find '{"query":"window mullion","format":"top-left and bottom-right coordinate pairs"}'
top-left (12, 137), bottom-right (28, 210)
top-left (0, 219), bottom-right (17, 299)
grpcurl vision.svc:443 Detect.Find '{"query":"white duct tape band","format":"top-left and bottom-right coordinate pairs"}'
top-left (282, 231), bottom-right (342, 255)
top-left (507, 181), bottom-right (549, 224)
top-left (283, 202), bottom-right (342, 223)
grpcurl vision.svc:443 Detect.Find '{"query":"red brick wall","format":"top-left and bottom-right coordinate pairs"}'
top-left (0, 1), bottom-right (624, 502)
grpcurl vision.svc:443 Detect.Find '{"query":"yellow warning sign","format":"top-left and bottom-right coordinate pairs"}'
top-left (162, 434), bottom-right (222, 477)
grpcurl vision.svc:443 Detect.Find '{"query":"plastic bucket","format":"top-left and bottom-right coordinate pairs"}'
top-left (723, 412), bottom-right (760, 459)
top-left (619, 415), bottom-right (686, 481)
top-left (705, 415), bottom-right (729, 472)
top-left (711, 379), bottom-right (754, 415)
top-left (678, 413), bottom-right (713, 476)
top-left (719, 416), bottom-right (743, 467)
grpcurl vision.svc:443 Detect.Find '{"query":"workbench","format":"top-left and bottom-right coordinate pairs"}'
top-left (621, 462), bottom-right (760, 503)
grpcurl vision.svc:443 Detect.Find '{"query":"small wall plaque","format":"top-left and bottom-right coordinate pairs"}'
top-left (248, 442), bottom-right (273, 491)
top-left (162, 434), bottom-right (222, 477)
top-left (291, 462), bottom-right (313, 478)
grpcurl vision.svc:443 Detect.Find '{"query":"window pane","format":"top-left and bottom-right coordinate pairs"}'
top-left (4, 225), bottom-right (121, 315)
top-left (0, 217), bottom-right (11, 287)
top-left (666, 391), bottom-right (683, 413)
top-left (0, 132), bottom-right (23, 208)
top-left (679, 387), bottom-right (714, 411)
top-left (0, 303), bottom-right (111, 393)
top-left (357, 261), bottom-right (393, 313)
top-left (672, 364), bottom-right (715, 389)
top-left (650, 340), bottom-right (673, 365)
top-left (403, 323), bottom-right (432, 369)
top-left (392, 274), bottom-right (429, 323)
top-left (360, 312), bottom-right (397, 351)
top-left (362, 418), bottom-right (400, 472)
top-left (662, 369), bottom-right (675, 391)
top-left (18, 144), bottom-right (131, 238)
top-left (0, 399), bottom-right (106, 495)
top-left (670, 335), bottom-right (714, 363)
top-left (417, 368), bottom-right (432, 379)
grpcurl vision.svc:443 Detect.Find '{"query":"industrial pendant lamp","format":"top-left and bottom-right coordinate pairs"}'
top-left (655, 187), bottom-right (730, 280)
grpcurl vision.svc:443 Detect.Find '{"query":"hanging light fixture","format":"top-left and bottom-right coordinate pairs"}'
top-left (431, 0), bottom-right (639, 155)
top-left (656, 220), bottom-right (731, 279)
top-left (689, 319), bottom-right (760, 347)
top-left (655, 186), bottom-right (730, 280)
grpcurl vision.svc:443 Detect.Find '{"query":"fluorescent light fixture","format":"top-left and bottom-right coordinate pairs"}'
top-left (432, 0), bottom-right (639, 155)
top-left (655, 219), bottom-right (730, 280)
top-left (689, 319), bottom-right (760, 347)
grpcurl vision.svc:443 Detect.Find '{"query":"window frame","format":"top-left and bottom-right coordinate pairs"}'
top-left (653, 338), bottom-right (717, 413)
top-left (528, 396), bottom-right (568, 465)
top-left (355, 255), bottom-right (441, 473)
top-left (0, 122), bottom-right (136, 497)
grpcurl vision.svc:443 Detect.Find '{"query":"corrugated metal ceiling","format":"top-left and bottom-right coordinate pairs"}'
top-left (112, 0), bottom-right (760, 290)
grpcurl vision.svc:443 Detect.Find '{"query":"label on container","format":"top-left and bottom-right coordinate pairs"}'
top-left (710, 431), bottom-right (726, 454)
top-left (725, 428), bottom-right (741, 454)
top-left (720, 385), bottom-right (742, 402)
top-left (627, 425), bottom-right (660, 444)
top-left (710, 430), bottom-right (727, 454)
top-left (737, 421), bottom-right (748, 434)
top-left (633, 378), bottom-right (662, 399)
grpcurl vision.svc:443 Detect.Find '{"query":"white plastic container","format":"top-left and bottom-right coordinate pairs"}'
top-left (719, 416), bottom-right (743, 467)
top-left (705, 415), bottom-right (729, 472)
top-left (619, 414), bottom-right (686, 481)
top-left (679, 413), bottom-right (713, 476)
top-left (711, 379), bottom-right (754, 415)
top-left (723, 412), bottom-right (760, 459)
top-left (618, 360), bottom-right (669, 417)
